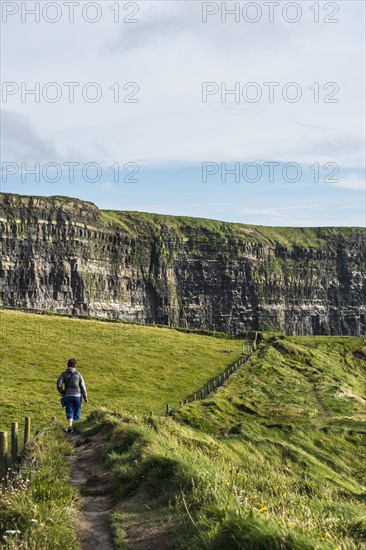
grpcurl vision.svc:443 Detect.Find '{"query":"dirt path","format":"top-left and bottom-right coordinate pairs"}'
top-left (67, 433), bottom-right (115, 550)
top-left (67, 432), bottom-right (174, 550)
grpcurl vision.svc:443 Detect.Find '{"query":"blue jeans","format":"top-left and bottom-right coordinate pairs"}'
top-left (64, 395), bottom-right (82, 421)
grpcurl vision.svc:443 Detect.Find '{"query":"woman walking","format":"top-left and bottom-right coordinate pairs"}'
top-left (57, 358), bottom-right (88, 433)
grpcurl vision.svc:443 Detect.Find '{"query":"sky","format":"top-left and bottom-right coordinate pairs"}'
top-left (0, 0), bottom-right (365, 226)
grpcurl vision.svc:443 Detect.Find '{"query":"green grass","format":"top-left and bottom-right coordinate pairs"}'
top-left (1, 310), bottom-right (365, 549)
top-left (2, 193), bottom-right (364, 250)
top-left (0, 420), bottom-right (78, 549)
top-left (76, 398), bottom-right (366, 550)
top-left (0, 309), bottom-right (244, 430)
top-left (98, 208), bottom-right (364, 250)
top-left (66, 334), bottom-right (365, 550)
top-left (180, 334), bottom-right (366, 431)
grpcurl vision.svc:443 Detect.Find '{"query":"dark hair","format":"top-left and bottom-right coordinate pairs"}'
top-left (67, 358), bottom-right (77, 369)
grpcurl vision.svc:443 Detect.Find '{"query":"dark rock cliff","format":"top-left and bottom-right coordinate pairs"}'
top-left (0, 192), bottom-right (365, 335)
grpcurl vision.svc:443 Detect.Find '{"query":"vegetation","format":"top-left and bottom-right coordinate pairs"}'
top-left (2, 193), bottom-right (364, 251)
top-left (73, 335), bottom-right (365, 549)
top-left (99, 209), bottom-right (364, 250)
top-left (0, 420), bottom-right (78, 549)
top-left (0, 309), bottom-right (244, 429)
top-left (0, 308), bottom-right (365, 549)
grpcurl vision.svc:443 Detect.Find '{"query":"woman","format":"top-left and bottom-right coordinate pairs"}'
top-left (57, 358), bottom-right (88, 433)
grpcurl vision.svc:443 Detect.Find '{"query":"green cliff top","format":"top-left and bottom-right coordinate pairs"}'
top-left (1, 192), bottom-right (364, 249)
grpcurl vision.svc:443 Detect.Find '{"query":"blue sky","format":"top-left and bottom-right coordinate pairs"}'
top-left (1, 1), bottom-right (365, 226)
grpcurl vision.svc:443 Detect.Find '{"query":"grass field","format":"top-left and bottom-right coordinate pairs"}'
top-left (86, 334), bottom-right (365, 549)
top-left (0, 311), bottom-right (365, 549)
top-left (0, 309), bottom-right (245, 431)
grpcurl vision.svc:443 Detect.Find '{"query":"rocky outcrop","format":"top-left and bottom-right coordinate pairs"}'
top-left (0, 192), bottom-right (365, 335)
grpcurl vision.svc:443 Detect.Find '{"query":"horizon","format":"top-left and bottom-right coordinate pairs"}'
top-left (1, 189), bottom-right (365, 229)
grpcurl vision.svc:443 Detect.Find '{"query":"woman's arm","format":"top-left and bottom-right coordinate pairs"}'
top-left (79, 374), bottom-right (88, 402)
top-left (56, 373), bottom-right (65, 394)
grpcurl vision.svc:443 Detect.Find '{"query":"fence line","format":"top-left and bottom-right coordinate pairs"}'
top-left (165, 333), bottom-right (260, 416)
top-left (0, 417), bottom-right (31, 473)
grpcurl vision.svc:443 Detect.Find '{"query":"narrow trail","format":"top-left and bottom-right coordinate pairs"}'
top-left (67, 433), bottom-right (115, 550)
top-left (67, 432), bottom-right (173, 550)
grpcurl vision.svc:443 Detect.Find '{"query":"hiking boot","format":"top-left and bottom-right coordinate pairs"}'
top-left (67, 427), bottom-right (73, 433)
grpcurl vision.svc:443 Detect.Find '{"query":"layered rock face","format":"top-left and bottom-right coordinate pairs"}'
top-left (0, 192), bottom-right (365, 335)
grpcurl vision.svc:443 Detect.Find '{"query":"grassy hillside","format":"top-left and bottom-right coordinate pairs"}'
top-left (100, 209), bottom-right (363, 249)
top-left (77, 334), bottom-right (365, 550)
top-left (177, 334), bottom-right (366, 431)
top-left (0, 309), bottom-right (245, 431)
top-left (0, 311), bottom-right (365, 549)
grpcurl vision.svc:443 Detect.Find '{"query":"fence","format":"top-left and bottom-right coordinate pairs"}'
top-left (0, 417), bottom-right (31, 473)
top-left (165, 333), bottom-right (259, 416)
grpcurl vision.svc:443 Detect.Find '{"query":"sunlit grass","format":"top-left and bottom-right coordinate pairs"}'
top-left (0, 309), bottom-right (244, 430)
top-left (1, 311), bottom-right (365, 549)
top-left (80, 404), bottom-right (366, 550)
top-left (0, 420), bottom-right (78, 549)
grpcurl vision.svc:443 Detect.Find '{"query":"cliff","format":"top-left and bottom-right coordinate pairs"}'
top-left (0, 192), bottom-right (365, 335)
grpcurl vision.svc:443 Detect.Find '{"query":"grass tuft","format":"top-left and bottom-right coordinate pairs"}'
top-left (0, 421), bottom-right (78, 549)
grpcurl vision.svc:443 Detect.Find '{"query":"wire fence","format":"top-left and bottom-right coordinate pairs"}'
top-left (164, 333), bottom-right (259, 416)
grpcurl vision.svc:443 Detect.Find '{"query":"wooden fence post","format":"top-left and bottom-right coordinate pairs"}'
top-left (176, 352), bottom-right (252, 411)
top-left (166, 404), bottom-right (170, 417)
top-left (24, 417), bottom-right (31, 447)
top-left (11, 422), bottom-right (18, 464)
top-left (0, 431), bottom-right (8, 471)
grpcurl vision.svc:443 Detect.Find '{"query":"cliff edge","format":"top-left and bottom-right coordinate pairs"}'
top-left (0, 192), bottom-right (365, 335)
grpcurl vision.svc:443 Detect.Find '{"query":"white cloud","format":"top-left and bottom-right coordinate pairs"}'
top-left (0, 109), bottom-right (60, 161)
top-left (326, 174), bottom-right (365, 190)
top-left (1, 1), bottom-right (364, 169)
top-left (0, 1), bottom-right (364, 225)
